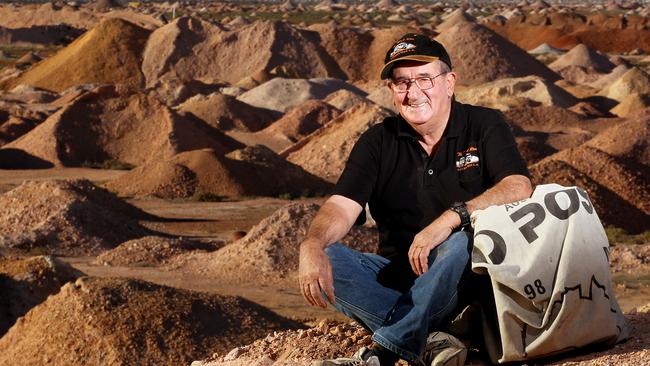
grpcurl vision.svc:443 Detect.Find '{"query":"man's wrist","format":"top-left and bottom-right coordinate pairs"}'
top-left (450, 202), bottom-right (471, 228)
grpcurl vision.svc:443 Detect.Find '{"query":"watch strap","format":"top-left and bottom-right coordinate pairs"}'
top-left (451, 201), bottom-right (470, 228)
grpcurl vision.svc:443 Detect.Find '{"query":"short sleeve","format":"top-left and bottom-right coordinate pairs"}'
top-left (482, 111), bottom-right (530, 184)
top-left (332, 127), bottom-right (381, 208)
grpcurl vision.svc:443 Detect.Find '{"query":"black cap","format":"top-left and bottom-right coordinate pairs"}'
top-left (380, 33), bottom-right (452, 79)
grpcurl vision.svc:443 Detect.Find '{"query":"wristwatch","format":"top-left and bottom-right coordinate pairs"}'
top-left (450, 202), bottom-right (471, 229)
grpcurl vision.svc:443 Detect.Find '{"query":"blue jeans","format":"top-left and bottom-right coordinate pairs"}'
top-left (324, 231), bottom-right (471, 365)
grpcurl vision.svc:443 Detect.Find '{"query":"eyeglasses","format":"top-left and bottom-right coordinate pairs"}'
top-left (390, 72), bottom-right (448, 92)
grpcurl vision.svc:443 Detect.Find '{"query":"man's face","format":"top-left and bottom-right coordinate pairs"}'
top-left (389, 60), bottom-right (456, 128)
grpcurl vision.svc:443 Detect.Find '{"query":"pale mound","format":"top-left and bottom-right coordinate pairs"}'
top-left (611, 93), bottom-right (650, 117)
top-left (600, 67), bottom-right (650, 102)
top-left (237, 77), bottom-right (365, 113)
top-left (307, 22), bottom-right (373, 81)
top-left (177, 93), bottom-right (276, 132)
top-left (262, 100), bottom-right (341, 143)
top-left (555, 65), bottom-right (607, 85)
top-left (0, 277), bottom-right (300, 366)
top-left (0, 255), bottom-right (84, 336)
top-left (437, 8), bottom-right (476, 32)
top-left (435, 21), bottom-right (560, 85)
top-left (549, 43), bottom-right (615, 73)
top-left (0, 179), bottom-right (153, 256)
top-left (2, 18), bottom-right (149, 92)
top-left (323, 89), bottom-right (368, 111)
top-left (105, 146), bottom-right (332, 199)
top-left (2, 85), bottom-right (242, 168)
top-left (455, 76), bottom-right (579, 110)
top-left (94, 236), bottom-right (223, 266)
top-left (588, 64), bottom-right (630, 91)
top-left (179, 202), bottom-right (378, 284)
top-left (609, 244), bottom-right (650, 274)
top-left (142, 18), bottom-right (344, 86)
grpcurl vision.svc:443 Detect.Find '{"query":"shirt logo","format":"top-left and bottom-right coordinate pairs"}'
top-left (456, 147), bottom-right (480, 171)
top-left (390, 42), bottom-right (415, 59)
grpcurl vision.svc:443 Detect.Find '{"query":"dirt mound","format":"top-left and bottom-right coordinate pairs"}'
top-left (195, 310), bottom-right (650, 366)
top-left (143, 18), bottom-right (344, 86)
top-left (530, 141), bottom-right (650, 233)
top-left (0, 277), bottom-right (300, 366)
top-left (0, 179), bottom-right (153, 256)
top-left (584, 113), bottom-right (650, 166)
top-left (0, 255), bottom-right (84, 336)
top-left (611, 93), bottom-right (650, 117)
top-left (237, 77), bottom-right (364, 113)
top-left (177, 93), bottom-right (276, 132)
top-left (588, 64), bottom-right (630, 91)
top-left (307, 22), bottom-right (373, 81)
top-left (262, 100), bottom-right (341, 143)
top-left (437, 8), bottom-right (476, 32)
top-left (2, 18), bottom-right (149, 93)
top-left (549, 43), bottom-right (615, 73)
top-left (175, 202), bottom-right (378, 284)
top-left (105, 147), bottom-right (332, 199)
top-left (599, 67), bottom-right (650, 102)
top-left (94, 236), bottom-right (223, 266)
top-left (609, 244), bottom-right (650, 274)
top-left (435, 21), bottom-right (560, 85)
top-left (455, 76), bottom-right (579, 110)
top-left (323, 89), bottom-right (368, 111)
top-left (283, 101), bottom-right (393, 182)
top-left (2, 85), bottom-right (242, 168)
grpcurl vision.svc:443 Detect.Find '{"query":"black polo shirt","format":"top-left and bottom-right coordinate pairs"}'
top-left (333, 100), bottom-right (529, 264)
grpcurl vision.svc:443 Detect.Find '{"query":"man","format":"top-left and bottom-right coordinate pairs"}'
top-left (298, 33), bottom-right (532, 366)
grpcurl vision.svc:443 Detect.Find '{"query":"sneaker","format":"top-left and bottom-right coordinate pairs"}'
top-left (422, 332), bottom-right (467, 366)
top-left (312, 346), bottom-right (381, 366)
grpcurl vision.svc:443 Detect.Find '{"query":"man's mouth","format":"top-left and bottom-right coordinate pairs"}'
top-left (406, 101), bottom-right (428, 108)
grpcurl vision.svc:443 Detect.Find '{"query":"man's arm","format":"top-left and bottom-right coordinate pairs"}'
top-left (409, 174), bottom-right (533, 275)
top-left (299, 194), bottom-right (363, 308)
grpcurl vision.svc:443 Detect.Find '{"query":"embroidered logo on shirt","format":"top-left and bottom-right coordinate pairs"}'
top-left (456, 146), bottom-right (480, 171)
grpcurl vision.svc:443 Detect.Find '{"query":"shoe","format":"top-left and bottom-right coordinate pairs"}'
top-left (312, 346), bottom-right (381, 366)
top-left (422, 332), bottom-right (467, 366)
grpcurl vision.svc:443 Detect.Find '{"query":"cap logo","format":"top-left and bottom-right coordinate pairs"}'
top-left (390, 42), bottom-right (415, 59)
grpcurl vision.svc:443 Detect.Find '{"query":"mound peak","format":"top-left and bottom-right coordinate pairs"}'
top-left (262, 99), bottom-right (341, 143)
top-left (436, 21), bottom-right (560, 85)
top-left (3, 18), bottom-right (149, 92)
top-left (143, 19), bottom-right (344, 86)
top-left (549, 43), bottom-right (615, 73)
top-left (0, 277), bottom-right (299, 366)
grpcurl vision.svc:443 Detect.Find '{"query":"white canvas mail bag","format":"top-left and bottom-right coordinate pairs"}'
top-left (471, 184), bottom-right (628, 363)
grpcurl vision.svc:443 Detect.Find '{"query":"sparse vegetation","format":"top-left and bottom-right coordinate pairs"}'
top-left (607, 226), bottom-right (650, 245)
top-left (82, 160), bottom-right (134, 170)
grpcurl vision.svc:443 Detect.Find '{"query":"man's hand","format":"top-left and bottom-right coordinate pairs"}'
top-left (408, 210), bottom-right (459, 276)
top-left (298, 241), bottom-right (335, 308)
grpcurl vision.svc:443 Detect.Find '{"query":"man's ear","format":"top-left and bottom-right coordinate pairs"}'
top-left (446, 72), bottom-right (457, 97)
